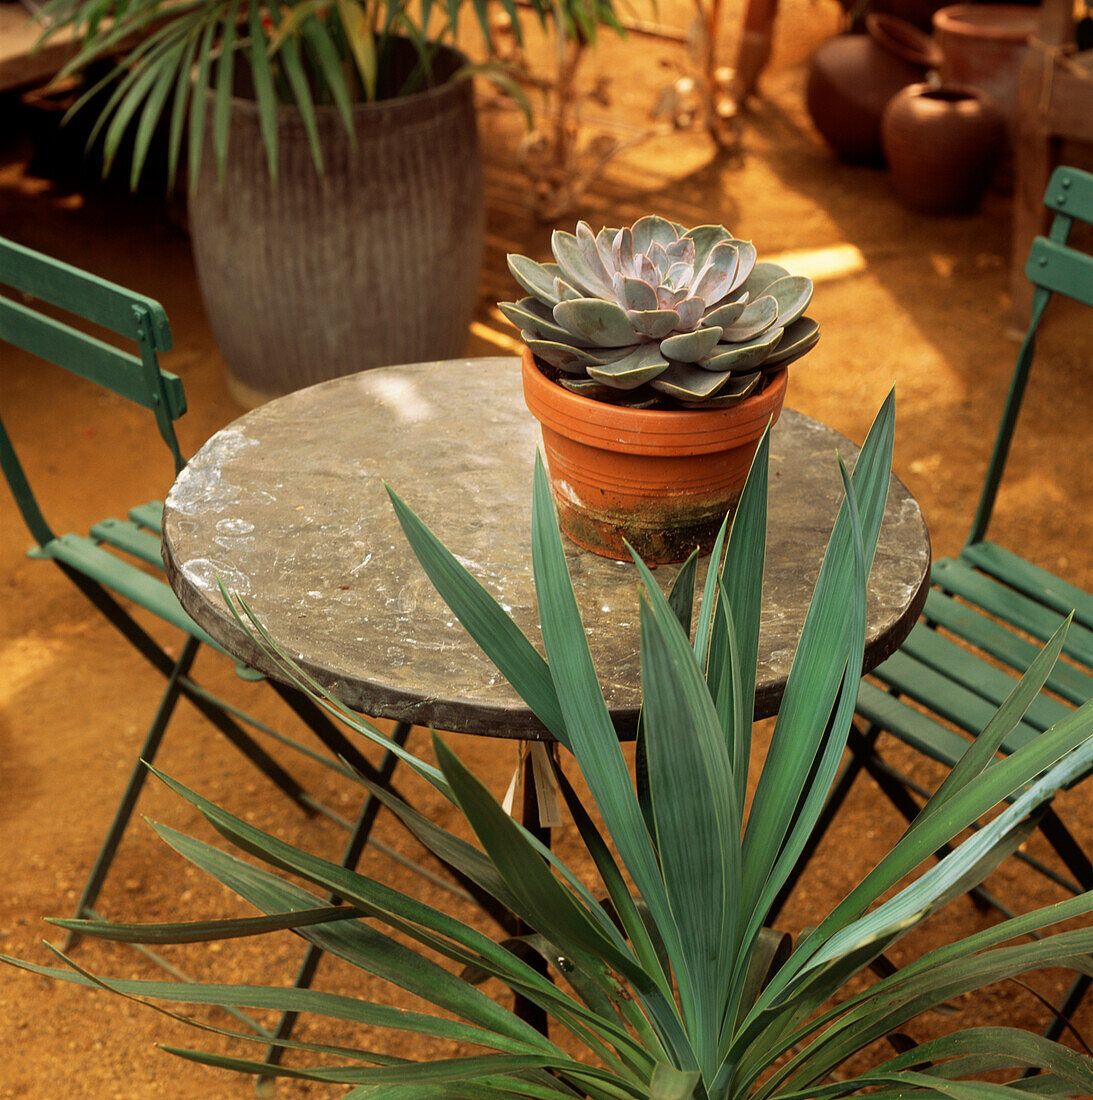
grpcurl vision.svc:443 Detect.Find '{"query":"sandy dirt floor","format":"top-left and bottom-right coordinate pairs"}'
top-left (1, 3), bottom-right (1093, 1096)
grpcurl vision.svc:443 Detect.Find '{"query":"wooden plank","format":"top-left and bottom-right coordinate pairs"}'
top-left (89, 517), bottom-right (166, 568)
top-left (856, 680), bottom-right (972, 768)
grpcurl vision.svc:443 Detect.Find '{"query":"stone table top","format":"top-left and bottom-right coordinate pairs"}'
top-left (163, 357), bottom-right (930, 739)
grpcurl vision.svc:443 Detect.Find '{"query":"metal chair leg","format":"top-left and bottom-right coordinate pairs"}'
top-left (65, 636), bottom-right (201, 950)
top-left (259, 722), bottom-right (412, 1073)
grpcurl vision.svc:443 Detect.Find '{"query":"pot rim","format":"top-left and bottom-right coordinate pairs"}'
top-left (932, 4), bottom-right (1039, 41)
top-left (521, 346), bottom-right (788, 457)
top-left (865, 13), bottom-right (944, 70)
top-left (893, 80), bottom-right (1002, 107)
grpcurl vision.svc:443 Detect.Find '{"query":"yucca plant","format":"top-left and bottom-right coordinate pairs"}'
top-left (34, 0), bottom-right (621, 188)
top-left (7, 395), bottom-right (1093, 1096)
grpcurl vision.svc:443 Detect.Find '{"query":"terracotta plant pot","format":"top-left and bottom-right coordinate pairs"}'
top-left (882, 83), bottom-right (1006, 214)
top-left (933, 4), bottom-right (1038, 133)
top-left (521, 347), bottom-right (788, 564)
top-left (805, 13), bottom-right (943, 164)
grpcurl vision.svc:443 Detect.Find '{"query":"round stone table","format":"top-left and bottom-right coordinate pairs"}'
top-left (163, 357), bottom-right (930, 740)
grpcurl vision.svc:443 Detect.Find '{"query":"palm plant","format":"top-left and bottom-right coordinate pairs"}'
top-left (34, 0), bottom-right (621, 188)
top-left (6, 395), bottom-right (1093, 1096)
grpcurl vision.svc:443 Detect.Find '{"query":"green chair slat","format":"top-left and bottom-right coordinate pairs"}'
top-left (856, 680), bottom-right (972, 768)
top-left (1026, 237), bottom-right (1093, 308)
top-left (0, 295), bottom-right (186, 420)
top-left (128, 501), bottom-right (165, 533)
top-left (39, 533), bottom-right (221, 649)
top-left (960, 541), bottom-right (1093, 631)
top-left (899, 623), bottom-right (1072, 734)
top-left (0, 236), bottom-right (172, 348)
top-left (932, 557), bottom-right (1093, 667)
top-left (870, 649), bottom-right (1043, 753)
top-left (922, 590), bottom-right (1093, 706)
top-left (89, 518), bottom-right (166, 569)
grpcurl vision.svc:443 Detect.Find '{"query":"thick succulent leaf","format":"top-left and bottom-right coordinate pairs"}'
top-left (675, 372), bottom-right (760, 408)
top-left (499, 300), bottom-right (585, 346)
top-left (683, 225), bottom-right (733, 269)
top-left (650, 362), bottom-right (735, 401)
top-left (552, 230), bottom-right (616, 300)
top-left (595, 226), bottom-right (618, 272)
top-left (666, 237), bottom-right (695, 267)
top-left (553, 277), bottom-right (585, 302)
top-left (763, 275), bottom-right (814, 330)
top-left (674, 298), bottom-right (705, 332)
top-left (587, 343), bottom-right (669, 389)
top-left (702, 295), bottom-right (749, 328)
top-left (691, 241), bottom-right (741, 307)
top-left (613, 227), bottom-right (636, 277)
top-left (765, 317), bottom-right (820, 366)
top-left (626, 309), bottom-right (681, 340)
top-left (613, 274), bottom-right (658, 313)
top-left (740, 260), bottom-right (790, 299)
top-left (553, 299), bottom-right (637, 347)
top-left (645, 242), bottom-right (670, 280)
top-left (522, 337), bottom-right (607, 374)
top-left (698, 328), bottom-right (783, 373)
top-left (557, 377), bottom-right (619, 399)
top-left (729, 240), bottom-right (758, 290)
top-left (664, 261), bottom-right (694, 289)
top-left (657, 285), bottom-right (689, 311)
top-left (576, 221), bottom-right (618, 299)
top-left (508, 255), bottom-right (565, 307)
top-left (660, 326), bottom-right (722, 363)
top-left (631, 215), bottom-right (680, 253)
top-left (719, 296), bottom-right (779, 342)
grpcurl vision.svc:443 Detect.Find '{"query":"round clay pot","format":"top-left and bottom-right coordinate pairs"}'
top-left (188, 40), bottom-right (484, 406)
top-left (933, 4), bottom-right (1038, 132)
top-left (806, 14), bottom-right (943, 164)
top-left (882, 83), bottom-right (1006, 214)
top-left (521, 347), bottom-right (788, 564)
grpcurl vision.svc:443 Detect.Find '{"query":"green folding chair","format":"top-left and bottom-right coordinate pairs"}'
top-left (772, 165), bottom-right (1093, 1038)
top-left (0, 235), bottom-right (415, 953)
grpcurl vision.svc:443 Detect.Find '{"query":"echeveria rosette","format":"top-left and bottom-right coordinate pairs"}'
top-left (500, 215), bottom-right (820, 408)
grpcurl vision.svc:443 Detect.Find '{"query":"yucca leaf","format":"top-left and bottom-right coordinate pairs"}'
top-left (868, 1028), bottom-right (1093, 1091)
top-left (47, 905), bottom-right (362, 943)
top-left (632, 557), bottom-right (742, 1072)
top-left (710, 424), bottom-right (770, 805)
top-left (741, 394), bottom-right (894, 917)
top-left (649, 1062), bottom-right (701, 1099)
top-left (528, 455), bottom-right (695, 1069)
top-left (386, 484), bottom-right (568, 744)
top-left (913, 614), bottom-right (1072, 820)
top-left (432, 733), bottom-right (651, 1000)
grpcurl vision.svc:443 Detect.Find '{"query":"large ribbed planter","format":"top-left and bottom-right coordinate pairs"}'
top-left (188, 43), bottom-right (484, 405)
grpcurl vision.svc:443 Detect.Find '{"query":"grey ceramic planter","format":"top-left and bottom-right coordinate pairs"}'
top-left (188, 44), bottom-right (484, 405)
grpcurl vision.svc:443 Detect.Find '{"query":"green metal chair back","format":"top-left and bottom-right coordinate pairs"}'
top-left (968, 166), bottom-right (1093, 547)
top-left (776, 167), bottom-right (1093, 1040)
top-left (0, 236), bottom-right (186, 545)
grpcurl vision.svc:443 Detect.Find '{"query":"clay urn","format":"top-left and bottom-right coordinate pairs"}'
top-left (881, 83), bottom-right (1006, 214)
top-left (806, 13), bottom-right (943, 164)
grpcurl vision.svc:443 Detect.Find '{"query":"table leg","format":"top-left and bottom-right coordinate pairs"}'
top-left (513, 748), bottom-right (552, 1034)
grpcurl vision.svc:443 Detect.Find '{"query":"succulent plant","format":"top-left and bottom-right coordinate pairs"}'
top-left (500, 216), bottom-right (820, 407)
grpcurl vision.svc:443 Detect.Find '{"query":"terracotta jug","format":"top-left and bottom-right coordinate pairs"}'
top-left (806, 14), bottom-right (943, 164)
top-left (881, 83), bottom-right (1006, 214)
